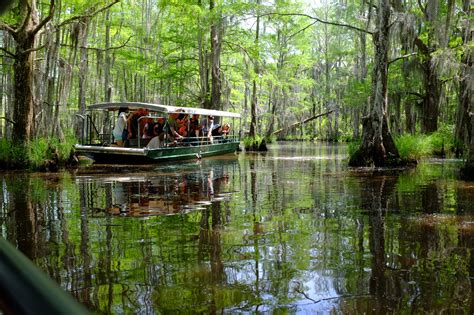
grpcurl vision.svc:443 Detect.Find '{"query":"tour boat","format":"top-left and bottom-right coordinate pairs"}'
top-left (74, 102), bottom-right (241, 164)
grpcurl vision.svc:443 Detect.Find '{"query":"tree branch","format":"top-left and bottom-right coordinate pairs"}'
top-left (414, 37), bottom-right (429, 54)
top-left (417, 0), bottom-right (428, 20)
top-left (262, 12), bottom-right (373, 35)
top-left (18, 0), bottom-right (33, 34)
top-left (407, 92), bottom-right (424, 100)
top-left (0, 117), bottom-right (15, 125)
top-left (224, 40), bottom-right (250, 57)
top-left (0, 22), bottom-right (16, 37)
top-left (388, 52), bottom-right (417, 66)
top-left (21, 44), bottom-right (46, 55)
top-left (287, 21), bottom-right (318, 41)
top-left (31, 0), bottom-right (55, 36)
top-left (0, 47), bottom-right (15, 58)
top-left (56, 0), bottom-right (120, 28)
top-left (60, 36), bottom-right (132, 52)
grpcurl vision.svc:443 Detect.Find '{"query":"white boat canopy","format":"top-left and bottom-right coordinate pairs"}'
top-left (87, 102), bottom-right (240, 118)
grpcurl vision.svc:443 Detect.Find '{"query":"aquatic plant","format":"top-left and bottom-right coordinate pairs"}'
top-left (243, 135), bottom-right (267, 151)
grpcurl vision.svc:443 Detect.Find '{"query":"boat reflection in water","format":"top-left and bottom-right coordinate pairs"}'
top-left (76, 156), bottom-right (239, 217)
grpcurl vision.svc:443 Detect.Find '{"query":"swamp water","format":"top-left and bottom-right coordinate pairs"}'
top-left (1, 142), bottom-right (474, 313)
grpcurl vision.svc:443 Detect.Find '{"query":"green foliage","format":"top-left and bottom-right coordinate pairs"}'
top-left (265, 134), bottom-right (277, 144)
top-left (0, 133), bottom-right (77, 170)
top-left (427, 125), bottom-right (454, 156)
top-left (243, 135), bottom-right (263, 149)
top-left (28, 138), bottom-right (51, 168)
top-left (347, 140), bottom-right (361, 158)
top-left (395, 134), bottom-right (433, 160)
top-left (395, 126), bottom-right (455, 161)
top-left (0, 138), bottom-right (28, 168)
top-left (344, 78), bottom-right (370, 109)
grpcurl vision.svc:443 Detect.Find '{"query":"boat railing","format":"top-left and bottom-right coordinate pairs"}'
top-left (76, 113), bottom-right (112, 146)
top-left (127, 134), bottom-right (239, 149)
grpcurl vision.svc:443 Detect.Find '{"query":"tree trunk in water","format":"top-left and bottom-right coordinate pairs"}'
top-left (13, 36), bottom-right (36, 144)
top-left (421, 60), bottom-right (440, 133)
top-left (77, 18), bottom-right (89, 140)
top-left (8, 0), bottom-right (54, 146)
top-left (349, 0), bottom-right (400, 167)
top-left (265, 84), bottom-right (276, 138)
top-left (459, 0), bottom-right (473, 179)
top-left (249, 0), bottom-right (260, 138)
top-left (455, 0), bottom-right (472, 158)
top-left (414, 0), bottom-right (441, 134)
top-left (104, 9), bottom-right (112, 102)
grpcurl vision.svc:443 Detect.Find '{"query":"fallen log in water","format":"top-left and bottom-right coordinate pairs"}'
top-left (271, 110), bottom-right (334, 136)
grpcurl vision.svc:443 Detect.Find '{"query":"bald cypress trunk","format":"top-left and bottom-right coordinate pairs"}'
top-left (3, 0), bottom-right (55, 146)
top-left (210, 0), bottom-right (222, 111)
top-left (13, 35), bottom-right (35, 144)
top-left (197, 0), bottom-right (210, 108)
top-left (459, 0), bottom-right (473, 179)
top-left (349, 0), bottom-right (400, 167)
top-left (249, 0), bottom-right (260, 138)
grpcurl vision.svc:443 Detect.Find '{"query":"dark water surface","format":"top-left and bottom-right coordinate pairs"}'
top-left (1, 142), bottom-right (474, 313)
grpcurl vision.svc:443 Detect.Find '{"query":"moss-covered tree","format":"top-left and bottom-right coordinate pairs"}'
top-left (349, 0), bottom-right (400, 167)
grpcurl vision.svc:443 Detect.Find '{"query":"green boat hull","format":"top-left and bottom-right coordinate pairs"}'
top-left (75, 141), bottom-right (240, 164)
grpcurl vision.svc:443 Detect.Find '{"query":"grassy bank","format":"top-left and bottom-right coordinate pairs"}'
top-left (395, 126), bottom-right (454, 160)
top-left (348, 126), bottom-right (455, 163)
top-left (0, 133), bottom-right (76, 170)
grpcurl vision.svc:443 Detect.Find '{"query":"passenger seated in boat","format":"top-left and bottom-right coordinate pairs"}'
top-left (188, 114), bottom-right (201, 145)
top-left (142, 119), bottom-right (154, 139)
top-left (147, 118), bottom-right (166, 149)
top-left (153, 117), bottom-right (166, 139)
top-left (167, 112), bottom-right (184, 145)
top-left (177, 112), bottom-right (189, 137)
top-left (127, 108), bottom-right (149, 140)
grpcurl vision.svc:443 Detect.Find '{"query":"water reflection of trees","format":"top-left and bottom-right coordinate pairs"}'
top-left (88, 160), bottom-right (236, 312)
top-left (2, 149), bottom-right (474, 313)
top-left (341, 169), bottom-right (474, 313)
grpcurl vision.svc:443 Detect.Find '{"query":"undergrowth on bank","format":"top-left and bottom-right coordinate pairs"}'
top-left (0, 132), bottom-right (77, 170)
top-left (395, 126), bottom-right (454, 160)
top-left (346, 126), bottom-right (455, 162)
